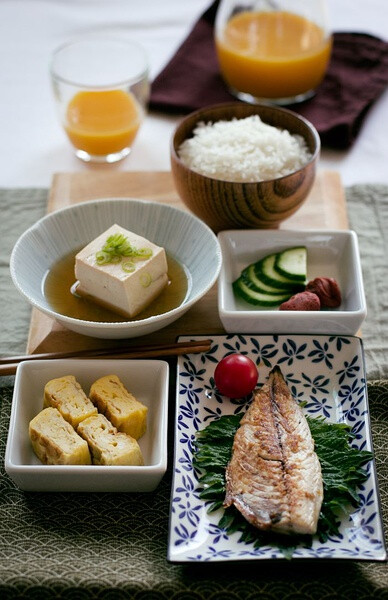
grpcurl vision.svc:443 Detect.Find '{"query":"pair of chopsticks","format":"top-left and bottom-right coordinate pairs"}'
top-left (0, 338), bottom-right (212, 376)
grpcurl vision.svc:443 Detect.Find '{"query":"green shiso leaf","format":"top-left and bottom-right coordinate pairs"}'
top-left (192, 412), bottom-right (372, 556)
top-left (306, 416), bottom-right (372, 543)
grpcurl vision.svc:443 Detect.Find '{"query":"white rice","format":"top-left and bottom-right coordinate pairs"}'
top-left (178, 115), bottom-right (312, 182)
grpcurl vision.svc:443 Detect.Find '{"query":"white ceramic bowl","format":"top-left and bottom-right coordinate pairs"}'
top-left (218, 229), bottom-right (367, 335)
top-left (5, 358), bottom-right (169, 492)
top-left (10, 198), bottom-right (221, 339)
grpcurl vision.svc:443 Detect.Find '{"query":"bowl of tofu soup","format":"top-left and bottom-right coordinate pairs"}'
top-left (10, 198), bottom-right (221, 339)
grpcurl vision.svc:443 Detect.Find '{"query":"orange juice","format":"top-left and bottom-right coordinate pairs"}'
top-left (65, 89), bottom-right (141, 156)
top-left (216, 11), bottom-right (332, 100)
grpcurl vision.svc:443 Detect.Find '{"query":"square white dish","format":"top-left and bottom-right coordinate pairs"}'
top-left (217, 229), bottom-right (367, 335)
top-left (168, 334), bottom-right (386, 562)
top-left (5, 358), bottom-right (169, 492)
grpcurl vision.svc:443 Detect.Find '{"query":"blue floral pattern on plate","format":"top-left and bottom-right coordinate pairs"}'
top-left (168, 335), bottom-right (386, 562)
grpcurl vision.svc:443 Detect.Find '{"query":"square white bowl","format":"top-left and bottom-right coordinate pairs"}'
top-left (5, 358), bottom-right (169, 492)
top-left (218, 229), bottom-right (366, 335)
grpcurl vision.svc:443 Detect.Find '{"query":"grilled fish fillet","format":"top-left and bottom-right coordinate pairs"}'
top-left (224, 366), bottom-right (323, 535)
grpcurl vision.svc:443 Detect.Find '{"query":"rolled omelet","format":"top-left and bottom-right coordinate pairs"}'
top-left (77, 413), bottom-right (144, 466)
top-left (89, 374), bottom-right (147, 440)
top-left (29, 407), bottom-right (91, 465)
top-left (44, 375), bottom-right (97, 428)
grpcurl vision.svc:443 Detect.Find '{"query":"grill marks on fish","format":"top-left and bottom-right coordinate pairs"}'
top-left (223, 366), bottom-right (323, 535)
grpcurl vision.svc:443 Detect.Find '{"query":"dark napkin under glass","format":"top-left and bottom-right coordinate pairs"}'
top-left (150, 1), bottom-right (388, 148)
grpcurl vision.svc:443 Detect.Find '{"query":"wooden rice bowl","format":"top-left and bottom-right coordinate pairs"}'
top-left (170, 102), bottom-right (320, 232)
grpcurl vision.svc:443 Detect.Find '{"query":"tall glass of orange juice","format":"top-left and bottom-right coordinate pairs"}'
top-left (215, 0), bottom-right (332, 105)
top-left (50, 37), bottom-right (149, 163)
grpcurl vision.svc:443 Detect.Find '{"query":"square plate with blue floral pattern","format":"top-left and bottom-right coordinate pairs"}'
top-left (168, 334), bottom-right (386, 562)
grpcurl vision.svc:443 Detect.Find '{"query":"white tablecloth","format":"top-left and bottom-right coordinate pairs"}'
top-left (0, 0), bottom-right (387, 188)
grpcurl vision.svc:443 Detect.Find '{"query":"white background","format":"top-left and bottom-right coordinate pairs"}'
top-left (0, 0), bottom-right (387, 188)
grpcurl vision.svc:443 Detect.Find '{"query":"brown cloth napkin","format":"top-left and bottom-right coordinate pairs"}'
top-left (150, 1), bottom-right (388, 148)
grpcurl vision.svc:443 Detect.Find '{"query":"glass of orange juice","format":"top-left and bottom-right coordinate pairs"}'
top-left (215, 0), bottom-right (332, 105)
top-left (50, 37), bottom-right (149, 163)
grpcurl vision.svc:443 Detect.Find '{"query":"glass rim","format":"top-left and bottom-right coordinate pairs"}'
top-left (50, 36), bottom-right (149, 89)
top-left (214, 1), bottom-right (332, 37)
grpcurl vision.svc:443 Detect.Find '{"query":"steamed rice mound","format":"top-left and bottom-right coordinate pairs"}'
top-left (178, 115), bottom-right (312, 183)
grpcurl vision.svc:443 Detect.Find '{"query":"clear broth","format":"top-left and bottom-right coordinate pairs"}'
top-left (44, 249), bottom-right (189, 322)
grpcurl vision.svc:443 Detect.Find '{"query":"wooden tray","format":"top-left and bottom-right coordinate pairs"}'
top-left (27, 170), bottom-right (347, 354)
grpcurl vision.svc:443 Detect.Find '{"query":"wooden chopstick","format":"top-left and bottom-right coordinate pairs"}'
top-left (0, 339), bottom-right (212, 364)
top-left (0, 339), bottom-right (212, 376)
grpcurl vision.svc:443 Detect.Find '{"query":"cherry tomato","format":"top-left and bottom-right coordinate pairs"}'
top-left (214, 354), bottom-right (258, 398)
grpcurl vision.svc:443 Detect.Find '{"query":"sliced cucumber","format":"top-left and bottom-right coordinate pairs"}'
top-left (233, 277), bottom-right (292, 306)
top-left (254, 253), bottom-right (305, 291)
top-left (232, 246), bottom-right (308, 308)
top-left (241, 264), bottom-right (290, 295)
top-left (274, 246), bottom-right (307, 282)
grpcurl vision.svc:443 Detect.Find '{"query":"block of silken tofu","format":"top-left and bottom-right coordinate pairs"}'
top-left (77, 413), bottom-right (144, 466)
top-left (74, 224), bottom-right (169, 318)
top-left (44, 375), bottom-right (98, 428)
top-left (29, 407), bottom-right (92, 465)
top-left (89, 374), bottom-right (148, 440)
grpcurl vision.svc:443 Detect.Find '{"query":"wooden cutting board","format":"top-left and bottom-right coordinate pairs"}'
top-left (27, 170), bottom-right (347, 354)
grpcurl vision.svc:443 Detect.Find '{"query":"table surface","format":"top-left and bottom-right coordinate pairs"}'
top-left (0, 3), bottom-right (387, 598)
top-left (0, 183), bottom-right (387, 596)
top-left (0, 0), bottom-right (387, 189)
top-left (26, 170), bottom-right (346, 355)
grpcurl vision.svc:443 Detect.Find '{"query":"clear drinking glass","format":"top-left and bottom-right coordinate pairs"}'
top-left (215, 0), bottom-right (332, 105)
top-left (50, 37), bottom-right (150, 163)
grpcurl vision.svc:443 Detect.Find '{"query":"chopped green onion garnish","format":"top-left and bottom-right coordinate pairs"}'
top-left (95, 232), bottom-right (154, 267)
top-left (140, 272), bottom-right (152, 287)
top-left (104, 233), bottom-right (132, 255)
top-left (95, 251), bottom-right (111, 265)
top-left (135, 247), bottom-right (153, 259)
top-left (122, 260), bottom-right (136, 273)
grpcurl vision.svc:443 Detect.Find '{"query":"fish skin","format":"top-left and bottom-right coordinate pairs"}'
top-left (223, 366), bottom-right (323, 535)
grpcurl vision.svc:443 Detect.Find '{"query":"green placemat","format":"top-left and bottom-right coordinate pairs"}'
top-left (0, 189), bottom-right (47, 362)
top-left (1, 185), bottom-right (387, 378)
top-left (0, 380), bottom-right (387, 599)
top-left (347, 184), bottom-right (388, 380)
top-left (0, 185), bottom-right (387, 598)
